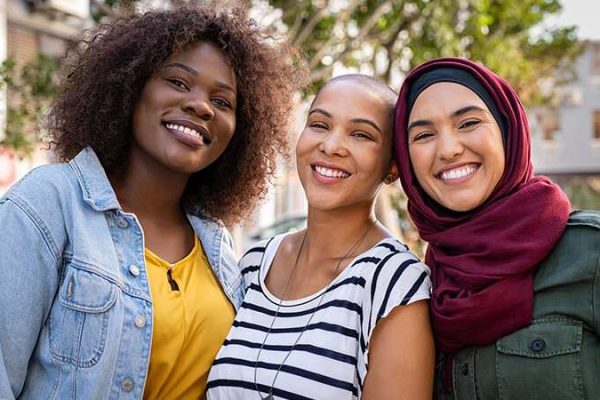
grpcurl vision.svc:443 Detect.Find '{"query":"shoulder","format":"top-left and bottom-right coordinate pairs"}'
top-left (3, 162), bottom-right (74, 201)
top-left (239, 237), bottom-right (273, 272)
top-left (536, 209), bottom-right (600, 283)
top-left (558, 210), bottom-right (600, 250)
top-left (566, 210), bottom-right (600, 230)
top-left (241, 238), bottom-right (272, 258)
top-left (1, 163), bottom-right (76, 260)
top-left (355, 238), bottom-right (431, 298)
top-left (2, 162), bottom-right (78, 218)
top-left (355, 238), bottom-right (429, 276)
top-left (360, 239), bottom-right (431, 335)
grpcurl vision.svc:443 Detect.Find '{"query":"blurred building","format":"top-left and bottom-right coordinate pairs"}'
top-left (530, 40), bottom-right (600, 208)
top-left (0, 0), bottom-right (91, 194)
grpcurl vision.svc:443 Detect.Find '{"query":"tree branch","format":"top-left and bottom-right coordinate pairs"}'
top-left (91, 0), bottom-right (117, 17)
top-left (307, 5), bottom-right (356, 69)
top-left (381, 9), bottom-right (422, 82)
top-left (286, 7), bottom-right (306, 41)
top-left (309, 62), bottom-right (335, 82)
top-left (292, 6), bottom-right (329, 46)
top-left (330, 1), bottom-right (392, 69)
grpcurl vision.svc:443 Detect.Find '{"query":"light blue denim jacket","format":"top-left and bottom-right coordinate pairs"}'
top-left (0, 147), bottom-right (244, 399)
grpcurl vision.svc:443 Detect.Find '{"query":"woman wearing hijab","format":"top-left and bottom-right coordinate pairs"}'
top-left (394, 57), bottom-right (600, 399)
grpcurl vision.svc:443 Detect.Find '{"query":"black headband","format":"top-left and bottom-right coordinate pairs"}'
top-left (406, 67), bottom-right (507, 137)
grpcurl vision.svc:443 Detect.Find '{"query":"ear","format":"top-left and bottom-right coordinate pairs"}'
top-left (383, 162), bottom-right (399, 185)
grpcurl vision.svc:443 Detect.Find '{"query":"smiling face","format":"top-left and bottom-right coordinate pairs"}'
top-left (407, 82), bottom-right (505, 212)
top-left (296, 79), bottom-right (396, 213)
top-left (130, 41), bottom-right (237, 176)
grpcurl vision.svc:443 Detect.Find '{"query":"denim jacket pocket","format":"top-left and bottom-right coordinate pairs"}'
top-left (495, 318), bottom-right (584, 400)
top-left (49, 263), bottom-right (118, 368)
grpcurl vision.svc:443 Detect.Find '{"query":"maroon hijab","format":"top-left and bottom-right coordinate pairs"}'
top-left (394, 58), bottom-right (571, 353)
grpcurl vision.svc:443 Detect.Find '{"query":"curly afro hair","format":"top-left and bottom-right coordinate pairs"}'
top-left (48, 6), bottom-right (306, 225)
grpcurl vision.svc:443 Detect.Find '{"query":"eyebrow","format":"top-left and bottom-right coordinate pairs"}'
top-left (351, 117), bottom-right (382, 134)
top-left (163, 62), bottom-right (236, 95)
top-left (308, 108), bottom-right (332, 118)
top-left (164, 62), bottom-right (198, 76)
top-left (308, 108), bottom-right (382, 134)
top-left (407, 104), bottom-right (486, 131)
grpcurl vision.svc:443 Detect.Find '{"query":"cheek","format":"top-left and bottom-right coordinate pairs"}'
top-left (483, 133), bottom-right (506, 183)
top-left (490, 149), bottom-right (506, 184)
top-left (224, 123), bottom-right (236, 144)
top-left (408, 146), bottom-right (431, 184)
top-left (295, 132), bottom-right (312, 165)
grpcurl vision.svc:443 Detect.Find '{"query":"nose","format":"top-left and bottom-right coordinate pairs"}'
top-left (318, 129), bottom-right (348, 157)
top-left (437, 129), bottom-right (464, 161)
top-left (182, 91), bottom-right (215, 121)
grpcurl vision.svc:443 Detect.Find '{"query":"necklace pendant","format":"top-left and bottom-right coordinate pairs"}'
top-left (265, 395), bottom-right (274, 400)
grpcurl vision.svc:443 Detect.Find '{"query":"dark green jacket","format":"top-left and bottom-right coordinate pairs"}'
top-left (435, 210), bottom-right (600, 400)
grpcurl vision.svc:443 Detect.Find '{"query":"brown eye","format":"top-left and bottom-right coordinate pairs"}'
top-left (412, 131), bottom-right (434, 142)
top-left (351, 131), bottom-right (373, 140)
top-left (212, 98), bottom-right (233, 109)
top-left (309, 122), bottom-right (328, 130)
top-left (459, 119), bottom-right (480, 129)
top-left (166, 78), bottom-right (188, 90)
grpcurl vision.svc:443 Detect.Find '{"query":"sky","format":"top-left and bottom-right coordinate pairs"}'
top-left (555, 0), bottom-right (600, 40)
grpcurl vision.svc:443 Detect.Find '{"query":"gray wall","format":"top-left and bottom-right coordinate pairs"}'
top-left (531, 41), bottom-right (600, 175)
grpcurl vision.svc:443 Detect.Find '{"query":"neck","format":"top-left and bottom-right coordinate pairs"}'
top-left (304, 204), bottom-right (378, 260)
top-left (110, 149), bottom-right (190, 221)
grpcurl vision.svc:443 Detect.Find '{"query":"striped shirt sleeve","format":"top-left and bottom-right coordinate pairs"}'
top-left (361, 248), bottom-right (431, 358)
top-left (238, 239), bottom-right (271, 291)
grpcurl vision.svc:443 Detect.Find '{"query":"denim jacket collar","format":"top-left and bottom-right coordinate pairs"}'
top-left (68, 147), bottom-right (241, 300)
top-left (69, 147), bottom-right (121, 212)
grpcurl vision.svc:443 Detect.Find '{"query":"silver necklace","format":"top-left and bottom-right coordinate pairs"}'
top-left (253, 221), bottom-right (377, 400)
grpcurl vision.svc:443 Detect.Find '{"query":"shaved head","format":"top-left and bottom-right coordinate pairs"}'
top-left (315, 74), bottom-right (397, 110)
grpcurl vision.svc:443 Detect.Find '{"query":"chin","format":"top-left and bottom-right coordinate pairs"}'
top-left (439, 197), bottom-right (485, 213)
top-left (305, 195), bottom-right (342, 211)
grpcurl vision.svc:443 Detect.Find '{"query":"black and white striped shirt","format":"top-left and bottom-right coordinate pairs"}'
top-left (206, 234), bottom-right (431, 400)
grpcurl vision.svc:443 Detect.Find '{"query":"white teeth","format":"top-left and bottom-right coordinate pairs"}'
top-left (166, 123), bottom-right (204, 141)
top-left (439, 165), bottom-right (477, 181)
top-left (314, 165), bottom-right (350, 178)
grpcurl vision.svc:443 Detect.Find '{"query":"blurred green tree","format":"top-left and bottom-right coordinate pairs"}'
top-left (2, 1), bottom-right (590, 244)
top-left (4, 0), bottom-right (580, 156)
top-left (0, 54), bottom-right (59, 157)
top-left (267, 0), bottom-right (581, 103)
top-left (264, 0), bottom-right (583, 247)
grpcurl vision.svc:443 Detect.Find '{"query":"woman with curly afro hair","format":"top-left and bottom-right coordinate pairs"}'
top-left (0, 5), bottom-right (305, 399)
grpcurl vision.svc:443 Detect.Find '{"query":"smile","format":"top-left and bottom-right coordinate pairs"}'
top-left (165, 123), bottom-right (212, 145)
top-left (437, 164), bottom-right (479, 181)
top-left (313, 165), bottom-right (351, 179)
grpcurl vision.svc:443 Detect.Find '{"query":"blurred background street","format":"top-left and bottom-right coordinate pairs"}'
top-left (1, 0), bottom-right (599, 255)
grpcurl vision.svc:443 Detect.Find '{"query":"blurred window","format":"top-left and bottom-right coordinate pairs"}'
top-left (541, 111), bottom-right (559, 141)
top-left (594, 44), bottom-right (600, 76)
top-left (594, 110), bottom-right (600, 139)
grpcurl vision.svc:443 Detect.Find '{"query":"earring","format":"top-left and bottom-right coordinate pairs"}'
top-left (383, 173), bottom-right (397, 184)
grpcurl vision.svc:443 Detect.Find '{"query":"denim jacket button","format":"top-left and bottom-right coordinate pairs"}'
top-left (530, 337), bottom-right (546, 352)
top-left (121, 378), bottom-right (135, 392)
top-left (116, 218), bottom-right (129, 229)
top-left (129, 265), bottom-right (140, 276)
top-left (134, 315), bottom-right (146, 328)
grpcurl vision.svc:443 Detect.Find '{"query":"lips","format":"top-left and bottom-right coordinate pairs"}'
top-left (163, 119), bottom-right (212, 145)
top-left (436, 163), bottom-right (479, 181)
top-left (311, 163), bottom-right (351, 179)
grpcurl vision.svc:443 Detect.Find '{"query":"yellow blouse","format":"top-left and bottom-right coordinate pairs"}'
top-left (143, 236), bottom-right (235, 399)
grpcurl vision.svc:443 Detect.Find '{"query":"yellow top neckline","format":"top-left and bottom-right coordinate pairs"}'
top-left (144, 235), bottom-right (200, 269)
